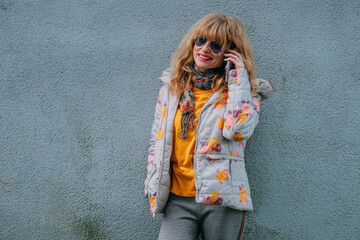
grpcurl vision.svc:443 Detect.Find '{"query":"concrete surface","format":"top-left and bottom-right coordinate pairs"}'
top-left (1, 0), bottom-right (359, 239)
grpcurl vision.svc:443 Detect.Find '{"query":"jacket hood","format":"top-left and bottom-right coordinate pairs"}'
top-left (159, 68), bottom-right (273, 100)
top-left (159, 68), bottom-right (172, 83)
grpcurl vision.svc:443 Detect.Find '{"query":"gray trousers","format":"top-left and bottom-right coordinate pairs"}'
top-left (158, 193), bottom-right (246, 240)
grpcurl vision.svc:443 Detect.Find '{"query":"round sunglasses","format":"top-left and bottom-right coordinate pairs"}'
top-left (194, 35), bottom-right (224, 54)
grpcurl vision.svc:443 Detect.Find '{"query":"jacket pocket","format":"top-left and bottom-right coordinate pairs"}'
top-left (197, 155), bottom-right (233, 205)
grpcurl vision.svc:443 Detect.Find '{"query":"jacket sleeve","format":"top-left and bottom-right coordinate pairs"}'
top-left (222, 68), bottom-right (262, 142)
top-left (144, 86), bottom-right (163, 197)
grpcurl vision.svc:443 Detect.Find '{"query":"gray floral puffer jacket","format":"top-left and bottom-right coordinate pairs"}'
top-left (145, 68), bottom-right (273, 216)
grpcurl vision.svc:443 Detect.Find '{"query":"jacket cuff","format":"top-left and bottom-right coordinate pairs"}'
top-left (227, 68), bottom-right (250, 89)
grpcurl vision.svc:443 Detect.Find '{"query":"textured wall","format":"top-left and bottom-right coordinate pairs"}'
top-left (1, 0), bottom-right (359, 239)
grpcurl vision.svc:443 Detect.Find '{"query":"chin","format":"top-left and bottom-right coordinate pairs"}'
top-left (197, 64), bottom-right (209, 69)
top-left (195, 61), bottom-right (211, 69)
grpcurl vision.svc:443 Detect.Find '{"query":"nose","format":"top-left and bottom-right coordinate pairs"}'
top-left (201, 41), bottom-right (211, 53)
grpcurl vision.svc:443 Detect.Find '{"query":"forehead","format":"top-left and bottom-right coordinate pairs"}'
top-left (196, 25), bottom-right (229, 46)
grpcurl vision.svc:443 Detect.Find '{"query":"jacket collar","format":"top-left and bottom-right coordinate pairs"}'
top-left (159, 68), bottom-right (274, 100)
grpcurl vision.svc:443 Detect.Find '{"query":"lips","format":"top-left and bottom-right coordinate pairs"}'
top-left (198, 53), bottom-right (212, 61)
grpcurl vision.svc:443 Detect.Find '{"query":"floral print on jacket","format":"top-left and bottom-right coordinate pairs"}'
top-left (145, 68), bottom-right (273, 215)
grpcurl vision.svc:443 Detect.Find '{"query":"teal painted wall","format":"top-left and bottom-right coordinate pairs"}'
top-left (1, 1), bottom-right (359, 239)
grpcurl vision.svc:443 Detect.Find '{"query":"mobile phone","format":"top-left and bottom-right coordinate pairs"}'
top-left (225, 60), bottom-right (233, 82)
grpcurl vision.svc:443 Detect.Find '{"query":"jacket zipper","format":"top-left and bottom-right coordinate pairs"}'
top-left (193, 92), bottom-right (219, 199)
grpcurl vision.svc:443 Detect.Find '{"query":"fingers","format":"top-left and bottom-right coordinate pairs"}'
top-left (224, 50), bottom-right (245, 69)
top-left (224, 53), bottom-right (238, 63)
top-left (228, 49), bottom-right (243, 60)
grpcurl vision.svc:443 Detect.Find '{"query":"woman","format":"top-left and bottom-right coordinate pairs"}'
top-left (145, 13), bottom-right (273, 239)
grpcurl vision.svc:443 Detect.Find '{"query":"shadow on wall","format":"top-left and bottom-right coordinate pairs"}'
top-left (72, 215), bottom-right (108, 240)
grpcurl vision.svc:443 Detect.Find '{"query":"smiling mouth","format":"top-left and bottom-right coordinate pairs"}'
top-left (198, 54), bottom-right (212, 61)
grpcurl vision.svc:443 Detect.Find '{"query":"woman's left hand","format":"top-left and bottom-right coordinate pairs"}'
top-left (224, 49), bottom-right (245, 69)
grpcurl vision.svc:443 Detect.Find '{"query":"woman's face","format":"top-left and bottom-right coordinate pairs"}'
top-left (193, 37), bottom-right (225, 69)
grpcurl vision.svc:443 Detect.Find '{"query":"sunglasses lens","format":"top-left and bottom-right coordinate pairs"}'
top-left (195, 35), bottom-right (223, 54)
top-left (195, 36), bottom-right (207, 47)
top-left (210, 42), bottom-right (222, 54)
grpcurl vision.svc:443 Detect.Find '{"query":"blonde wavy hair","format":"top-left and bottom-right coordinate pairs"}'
top-left (169, 13), bottom-right (257, 104)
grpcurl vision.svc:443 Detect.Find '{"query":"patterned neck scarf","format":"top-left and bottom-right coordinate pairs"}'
top-left (179, 64), bottom-right (222, 139)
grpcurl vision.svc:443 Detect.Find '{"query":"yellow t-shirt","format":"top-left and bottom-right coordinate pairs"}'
top-left (170, 86), bottom-right (213, 196)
